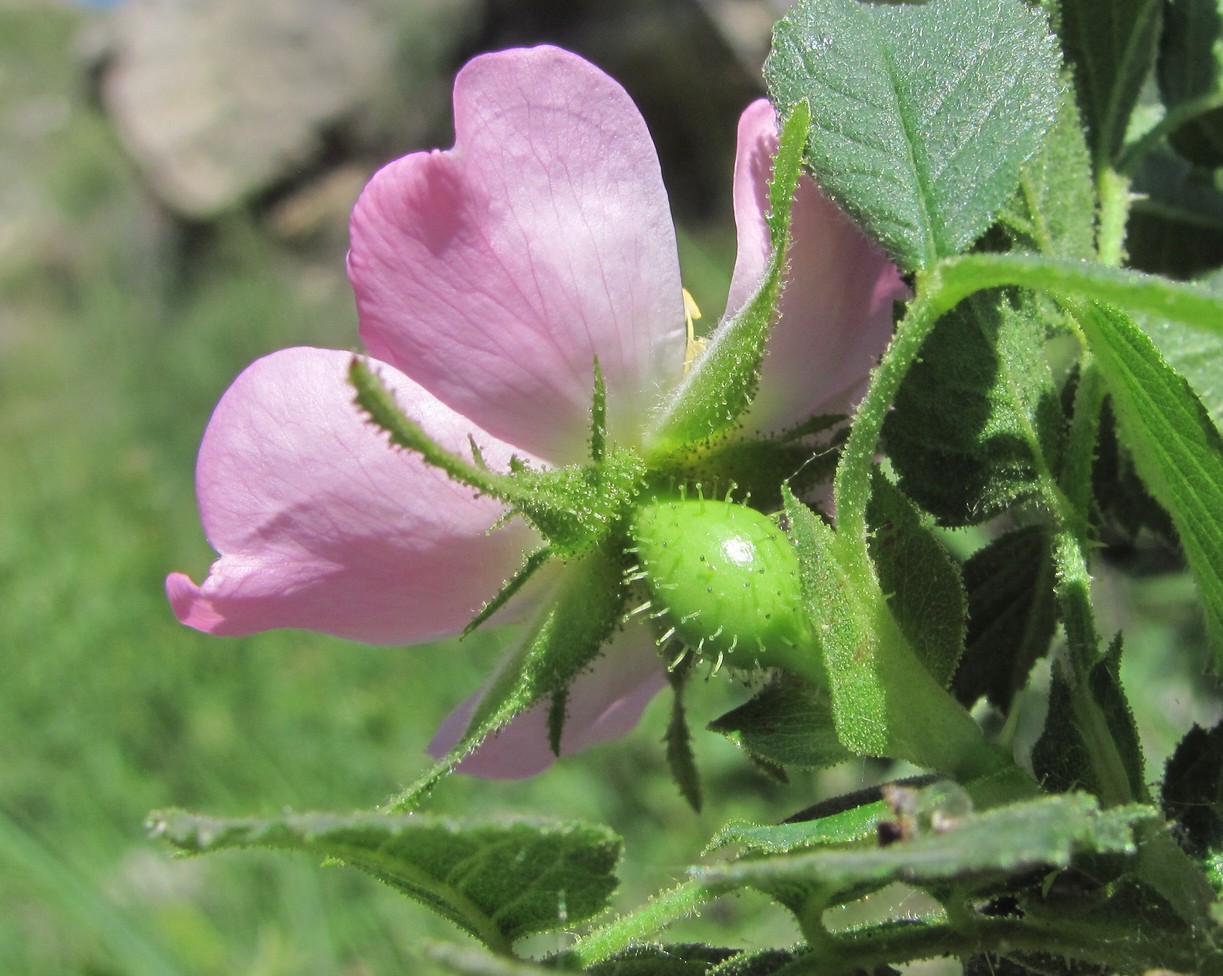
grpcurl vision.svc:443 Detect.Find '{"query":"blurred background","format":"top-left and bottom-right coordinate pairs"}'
top-left (0, 0), bottom-right (805, 972)
top-left (0, 0), bottom-right (1214, 973)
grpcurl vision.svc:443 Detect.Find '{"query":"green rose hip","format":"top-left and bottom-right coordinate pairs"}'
top-left (629, 497), bottom-right (822, 683)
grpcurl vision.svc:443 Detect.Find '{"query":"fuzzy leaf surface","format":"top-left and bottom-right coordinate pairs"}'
top-left (1129, 150), bottom-right (1223, 277)
top-left (765, 0), bottom-right (1061, 270)
top-left (782, 488), bottom-right (1004, 780)
top-left (149, 811), bottom-right (620, 950)
top-left (1163, 722), bottom-right (1223, 855)
top-left (1136, 269), bottom-right (1223, 433)
top-left (998, 87), bottom-right (1097, 260)
top-left (1031, 638), bottom-right (1146, 806)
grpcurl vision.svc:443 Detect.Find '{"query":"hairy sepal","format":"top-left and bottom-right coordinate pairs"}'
top-left (648, 102), bottom-right (808, 455)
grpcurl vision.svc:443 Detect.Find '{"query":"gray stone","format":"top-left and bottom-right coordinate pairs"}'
top-left (91, 0), bottom-right (399, 218)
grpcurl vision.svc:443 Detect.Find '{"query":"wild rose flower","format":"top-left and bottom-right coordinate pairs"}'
top-left (166, 46), bottom-right (905, 778)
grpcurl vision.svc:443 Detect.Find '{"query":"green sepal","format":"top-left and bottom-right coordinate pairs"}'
top-left (866, 473), bottom-right (966, 688)
top-left (388, 550), bottom-right (626, 810)
top-left (646, 428), bottom-right (840, 515)
top-left (707, 676), bottom-right (850, 772)
top-left (510, 446), bottom-right (646, 558)
top-left (648, 102), bottom-right (808, 454)
top-left (350, 356), bottom-right (505, 498)
top-left (781, 486), bottom-right (1013, 783)
top-left (665, 667), bottom-right (702, 813)
top-left (462, 545), bottom-right (552, 638)
top-left (351, 356), bottom-right (646, 559)
top-left (147, 810), bottom-right (621, 953)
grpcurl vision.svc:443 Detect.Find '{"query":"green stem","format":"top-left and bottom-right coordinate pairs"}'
top-left (834, 289), bottom-right (945, 554)
top-left (925, 253), bottom-right (1223, 337)
top-left (1095, 165), bottom-right (1131, 269)
top-left (563, 880), bottom-right (731, 968)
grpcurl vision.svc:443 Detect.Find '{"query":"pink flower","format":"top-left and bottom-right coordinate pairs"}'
top-left (166, 46), bottom-right (905, 779)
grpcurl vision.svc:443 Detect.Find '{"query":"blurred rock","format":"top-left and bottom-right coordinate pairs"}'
top-left (85, 0), bottom-right (480, 220)
top-left (692, 0), bottom-right (793, 74)
top-left (484, 0), bottom-right (767, 222)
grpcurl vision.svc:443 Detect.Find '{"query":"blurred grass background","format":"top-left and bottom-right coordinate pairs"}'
top-left (1, 4), bottom-right (1217, 975)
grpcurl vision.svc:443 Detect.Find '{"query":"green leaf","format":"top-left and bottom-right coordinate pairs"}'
top-left (1076, 303), bottom-right (1223, 657)
top-left (1092, 396), bottom-right (1178, 543)
top-left (694, 792), bottom-right (1153, 907)
top-left (1060, 0), bottom-right (1163, 165)
top-left (707, 779), bottom-right (941, 856)
top-left (707, 677), bottom-right (851, 771)
top-left (1031, 637), bottom-right (1147, 805)
top-left (867, 474), bottom-right (967, 686)
top-left (649, 103), bottom-right (807, 453)
top-left (1158, 0), bottom-right (1223, 167)
top-left (1136, 273), bottom-right (1223, 433)
top-left (997, 85), bottom-right (1097, 260)
top-left (391, 551), bottom-right (627, 809)
top-left (765, 0), bottom-right (1062, 270)
top-left (952, 526), bottom-right (1059, 711)
top-left (882, 290), bottom-right (1064, 526)
top-left (694, 792), bottom-right (1149, 909)
top-left (148, 810), bottom-right (621, 952)
top-left (1163, 722), bottom-right (1223, 856)
top-left (1129, 150), bottom-right (1223, 278)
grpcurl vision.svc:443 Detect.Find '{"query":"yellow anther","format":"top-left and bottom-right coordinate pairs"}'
top-left (683, 288), bottom-right (707, 374)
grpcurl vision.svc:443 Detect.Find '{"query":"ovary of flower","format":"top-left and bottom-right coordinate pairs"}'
top-left (166, 45), bottom-right (906, 780)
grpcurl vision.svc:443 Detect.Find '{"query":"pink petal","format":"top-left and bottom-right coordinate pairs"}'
top-left (429, 624), bottom-right (667, 779)
top-left (726, 99), bottom-right (909, 436)
top-left (348, 46), bottom-right (687, 465)
top-left (167, 347), bottom-right (539, 644)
